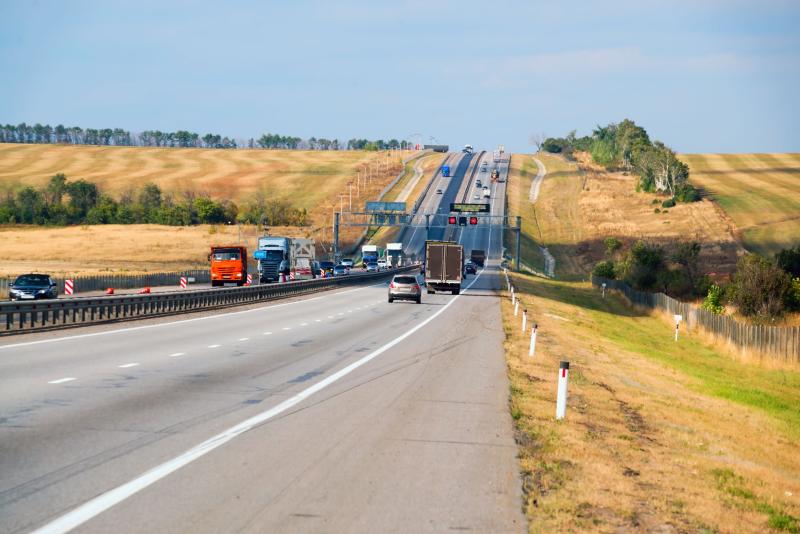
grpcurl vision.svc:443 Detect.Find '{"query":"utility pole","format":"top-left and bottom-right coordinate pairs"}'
top-left (333, 212), bottom-right (340, 261)
top-left (425, 213), bottom-right (431, 241)
top-left (515, 216), bottom-right (522, 271)
top-left (348, 182), bottom-right (353, 212)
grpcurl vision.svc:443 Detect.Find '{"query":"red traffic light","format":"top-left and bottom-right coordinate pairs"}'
top-left (448, 216), bottom-right (457, 225)
top-left (469, 216), bottom-right (478, 225)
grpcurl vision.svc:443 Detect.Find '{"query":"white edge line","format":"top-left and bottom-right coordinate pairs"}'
top-left (0, 283), bottom-right (386, 351)
top-left (33, 268), bottom-right (486, 534)
top-left (47, 377), bottom-right (76, 385)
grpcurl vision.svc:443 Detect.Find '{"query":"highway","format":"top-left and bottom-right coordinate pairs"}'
top-left (0, 150), bottom-right (522, 533)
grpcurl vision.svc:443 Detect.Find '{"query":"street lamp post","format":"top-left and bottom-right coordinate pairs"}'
top-left (348, 182), bottom-right (353, 212)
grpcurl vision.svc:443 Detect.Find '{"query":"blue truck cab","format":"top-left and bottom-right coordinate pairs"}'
top-left (441, 165), bottom-right (450, 178)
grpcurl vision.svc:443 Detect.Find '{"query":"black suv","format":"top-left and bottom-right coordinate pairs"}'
top-left (8, 274), bottom-right (58, 301)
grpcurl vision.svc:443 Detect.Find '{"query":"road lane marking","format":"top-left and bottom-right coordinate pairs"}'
top-left (315, 319), bottom-right (322, 322)
top-left (0, 283), bottom-right (387, 351)
top-left (282, 327), bottom-right (291, 331)
top-left (33, 269), bottom-right (486, 534)
top-left (300, 323), bottom-right (308, 326)
top-left (238, 337), bottom-right (249, 341)
top-left (328, 315), bottom-right (334, 319)
top-left (169, 353), bottom-right (185, 358)
top-left (118, 363), bottom-right (139, 368)
top-left (208, 344), bottom-right (221, 348)
top-left (48, 377), bottom-right (76, 385)
top-left (337, 312), bottom-right (344, 316)
top-left (263, 332), bottom-right (272, 336)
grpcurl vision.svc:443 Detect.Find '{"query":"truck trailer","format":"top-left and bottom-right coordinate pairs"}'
top-left (424, 240), bottom-right (463, 295)
top-left (254, 236), bottom-right (316, 282)
top-left (386, 242), bottom-right (403, 267)
top-left (470, 249), bottom-right (486, 267)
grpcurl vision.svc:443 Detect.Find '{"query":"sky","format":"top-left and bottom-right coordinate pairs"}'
top-left (1, 0), bottom-right (799, 153)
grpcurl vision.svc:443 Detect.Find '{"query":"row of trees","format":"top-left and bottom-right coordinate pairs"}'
top-left (0, 123), bottom-right (410, 151)
top-left (593, 239), bottom-right (800, 320)
top-left (0, 174), bottom-right (308, 227)
top-left (540, 119), bottom-right (699, 202)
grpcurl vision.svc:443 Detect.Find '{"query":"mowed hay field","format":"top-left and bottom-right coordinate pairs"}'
top-left (506, 153), bottom-right (744, 279)
top-left (681, 153), bottom-right (800, 257)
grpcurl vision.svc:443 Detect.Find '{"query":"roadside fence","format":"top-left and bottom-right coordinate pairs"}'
top-left (592, 275), bottom-right (800, 364)
top-left (0, 270), bottom-right (210, 298)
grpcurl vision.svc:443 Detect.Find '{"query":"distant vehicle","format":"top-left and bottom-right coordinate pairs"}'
top-left (340, 258), bottom-right (354, 268)
top-left (470, 249), bottom-right (486, 267)
top-left (481, 165), bottom-right (487, 172)
top-left (388, 274), bottom-right (422, 304)
top-left (366, 262), bottom-right (379, 272)
top-left (8, 273), bottom-right (57, 300)
top-left (377, 259), bottom-right (388, 269)
top-left (424, 240), bottom-right (463, 295)
top-left (362, 244), bottom-right (381, 268)
top-left (483, 187), bottom-right (491, 198)
top-left (491, 169), bottom-right (500, 182)
top-left (386, 242), bottom-right (403, 268)
top-left (436, 189), bottom-right (443, 194)
top-left (319, 261), bottom-right (335, 276)
top-left (463, 144), bottom-right (473, 154)
top-left (278, 238), bottom-right (316, 280)
top-left (210, 245), bottom-right (247, 287)
top-left (424, 144), bottom-right (449, 153)
top-left (474, 194), bottom-right (480, 200)
top-left (333, 264), bottom-right (349, 276)
top-left (464, 262), bottom-right (477, 275)
top-left (441, 165), bottom-right (450, 177)
top-left (476, 179), bottom-right (482, 187)
top-left (254, 236), bottom-right (315, 283)
top-left (493, 150), bottom-right (501, 162)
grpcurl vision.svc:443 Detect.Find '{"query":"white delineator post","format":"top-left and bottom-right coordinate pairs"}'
top-left (602, 282), bottom-right (606, 299)
top-left (529, 324), bottom-right (537, 357)
top-left (674, 314), bottom-right (683, 341)
top-left (522, 309), bottom-right (527, 332)
top-left (556, 361), bottom-right (569, 420)
top-left (64, 279), bottom-right (74, 296)
top-left (514, 299), bottom-right (519, 317)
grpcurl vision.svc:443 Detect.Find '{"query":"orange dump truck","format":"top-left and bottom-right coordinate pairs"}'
top-left (210, 245), bottom-right (247, 286)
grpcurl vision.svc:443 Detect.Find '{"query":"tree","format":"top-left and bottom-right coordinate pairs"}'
top-left (730, 254), bottom-right (792, 320)
top-left (618, 240), bottom-right (664, 290)
top-left (65, 179), bottom-right (99, 219)
top-left (193, 197), bottom-right (226, 223)
top-left (528, 132), bottom-right (545, 152)
top-left (46, 173), bottom-right (68, 204)
top-left (776, 245), bottom-right (800, 277)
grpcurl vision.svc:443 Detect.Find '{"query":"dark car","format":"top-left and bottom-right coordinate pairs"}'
top-left (388, 274), bottom-right (422, 304)
top-left (464, 262), bottom-right (477, 275)
top-left (333, 264), bottom-right (349, 276)
top-left (9, 273), bottom-right (58, 301)
top-left (319, 261), bottom-right (335, 276)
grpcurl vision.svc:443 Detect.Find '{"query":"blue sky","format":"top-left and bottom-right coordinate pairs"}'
top-left (1, 0), bottom-right (798, 153)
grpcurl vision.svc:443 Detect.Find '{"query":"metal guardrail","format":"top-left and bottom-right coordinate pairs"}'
top-left (1, 266), bottom-right (418, 335)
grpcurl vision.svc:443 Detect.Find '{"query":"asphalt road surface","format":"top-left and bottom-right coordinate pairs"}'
top-left (0, 151), bottom-right (522, 533)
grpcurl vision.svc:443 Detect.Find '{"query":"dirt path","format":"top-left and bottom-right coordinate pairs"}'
top-left (529, 156), bottom-right (555, 277)
top-left (396, 155), bottom-right (426, 202)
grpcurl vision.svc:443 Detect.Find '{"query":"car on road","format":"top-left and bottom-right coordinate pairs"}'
top-left (333, 264), bottom-right (349, 276)
top-left (366, 262), bottom-right (379, 272)
top-left (476, 180), bottom-right (481, 187)
top-left (9, 273), bottom-right (58, 301)
top-left (377, 259), bottom-right (388, 270)
top-left (474, 194), bottom-right (480, 200)
top-left (436, 189), bottom-right (443, 194)
top-left (319, 261), bottom-right (335, 276)
top-left (464, 262), bottom-right (477, 275)
top-left (340, 258), bottom-right (354, 268)
top-left (388, 274), bottom-right (422, 304)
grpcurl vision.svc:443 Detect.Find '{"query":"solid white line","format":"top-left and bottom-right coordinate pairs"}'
top-left (169, 352), bottom-right (185, 358)
top-left (300, 323), bottom-right (308, 326)
top-left (262, 332), bottom-right (272, 336)
top-left (282, 327), bottom-right (291, 331)
top-left (48, 377), bottom-right (76, 385)
top-left (33, 269), bottom-right (487, 534)
top-left (117, 363), bottom-right (139, 369)
top-left (238, 338), bottom-right (249, 341)
top-left (315, 319), bottom-right (322, 323)
top-left (0, 283), bottom-right (385, 351)
top-left (327, 315), bottom-right (334, 319)
top-left (207, 344), bottom-right (221, 349)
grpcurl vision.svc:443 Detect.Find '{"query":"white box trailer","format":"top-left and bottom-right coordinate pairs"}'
top-left (386, 242), bottom-right (403, 267)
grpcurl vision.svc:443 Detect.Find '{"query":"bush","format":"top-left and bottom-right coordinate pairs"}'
top-left (701, 284), bottom-right (726, 314)
top-left (654, 208), bottom-right (660, 213)
top-left (593, 261), bottom-right (615, 279)
top-left (730, 254), bottom-right (793, 320)
top-left (788, 278), bottom-right (800, 312)
top-left (674, 183), bottom-right (700, 203)
top-left (775, 245), bottom-right (800, 277)
top-left (604, 236), bottom-right (622, 257)
top-left (618, 240), bottom-right (664, 290)
top-left (661, 198), bottom-right (676, 208)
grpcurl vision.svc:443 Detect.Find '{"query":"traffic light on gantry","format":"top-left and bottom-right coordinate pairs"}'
top-left (448, 216), bottom-right (457, 225)
top-left (458, 216), bottom-right (467, 226)
top-left (469, 216), bottom-right (478, 225)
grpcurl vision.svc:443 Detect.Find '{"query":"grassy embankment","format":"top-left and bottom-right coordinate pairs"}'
top-left (0, 144), bottom-right (408, 274)
top-left (501, 272), bottom-right (800, 532)
top-left (681, 153), bottom-right (800, 257)
top-left (505, 152), bottom-right (744, 280)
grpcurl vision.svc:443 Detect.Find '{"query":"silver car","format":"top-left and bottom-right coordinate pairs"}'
top-left (388, 274), bottom-right (421, 304)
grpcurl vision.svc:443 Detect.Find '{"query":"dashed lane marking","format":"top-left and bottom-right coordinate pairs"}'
top-left (118, 363), bottom-right (139, 368)
top-left (263, 332), bottom-right (272, 336)
top-left (208, 344), bottom-right (221, 348)
top-left (169, 353), bottom-right (185, 357)
top-left (238, 337), bottom-right (249, 341)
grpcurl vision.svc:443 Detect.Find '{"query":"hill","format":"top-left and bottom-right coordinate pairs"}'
top-left (680, 153), bottom-right (800, 257)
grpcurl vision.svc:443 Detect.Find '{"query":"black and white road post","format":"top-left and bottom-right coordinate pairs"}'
top-left (514, 298), bottom-right (519, 317)
top-left (529, 323), bottom-right (538, 357)
top-left (674, 314), bottom-right (683, 341)
top-left (522, 309), bottom-right (527, 332)
top-left (602, 282), bottom-right (606, 299)
top-left (556, 361), bottom-right (569, 420)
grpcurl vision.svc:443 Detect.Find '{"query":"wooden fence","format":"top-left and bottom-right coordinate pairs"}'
top-left (592, 276), bottom-right (800, 364)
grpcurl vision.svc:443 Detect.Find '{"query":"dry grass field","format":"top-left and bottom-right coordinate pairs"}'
top-left (0, 144), bottom-right (419, 272)
top-left (503, 272), bottom-right (800, 533)
top-left (681, 153), bottom-right (800, 257)
top-left (506, 153), bottom-right (744, 279)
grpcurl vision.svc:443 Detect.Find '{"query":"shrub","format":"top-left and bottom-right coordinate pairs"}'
top-left (775, 245), bottom-right (800, 277)
top-left (674, 183), bottom-right (701, 202)
top-left (618, 240), bottom-right (664, 290)
top-left (661, 198), bottom-right (676, 208)
top-left (730, 254), bottom-right (793, 320)
top-left (593, 261), bottom-right (615, 279)
top-left (701, 284), bottom-right (726, 314)
top-left (654, 208), bottom-right (660, 213)
top-left (604, 237), bottom-right (622, 257)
